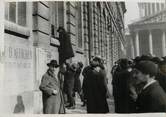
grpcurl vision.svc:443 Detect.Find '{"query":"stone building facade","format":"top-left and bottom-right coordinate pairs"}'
top-left (128, 1), bottom-right (166, 58)
top-left (1, 1), bottom-right (126, 113)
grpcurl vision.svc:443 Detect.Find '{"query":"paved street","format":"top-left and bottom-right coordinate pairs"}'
top-left (66, 95), bottom-right (115, 114)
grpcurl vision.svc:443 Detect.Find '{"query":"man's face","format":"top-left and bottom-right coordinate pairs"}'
top-left (91, 60), bottom-right (99, 67)
top-left (160, 64), bottom-right (166, 74)
top-left (133, 69), bottom-right (147, 85)
top-left (49, 65), bottom-right (56, 72)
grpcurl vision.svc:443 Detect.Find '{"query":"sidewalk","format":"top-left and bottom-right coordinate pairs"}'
top-left (66, 96), bottom-right (115, 114)
top-left (65, 96), bottom-right (86, 114)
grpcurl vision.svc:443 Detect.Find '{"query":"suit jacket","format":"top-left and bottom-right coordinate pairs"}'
top-left (136, 81), bottom-right (166, 113)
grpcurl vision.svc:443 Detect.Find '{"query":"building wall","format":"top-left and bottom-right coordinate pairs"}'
top-left (138, 2), bottom-right (166, 18)
top-left (129, 1), bottom-right (166, 58)
top-left (3, 1), bottom-right (126, 113)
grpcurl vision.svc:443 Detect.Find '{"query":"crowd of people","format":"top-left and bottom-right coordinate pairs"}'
top-left (112, 55), bottom-right (166, 113)
top-left (39, 56), bottom-right (110, 114)
top-left (39, 53), bottom-right (166, 114)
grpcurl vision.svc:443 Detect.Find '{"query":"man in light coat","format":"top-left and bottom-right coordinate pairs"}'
top-left (39, 60), bottom-right (65, 114)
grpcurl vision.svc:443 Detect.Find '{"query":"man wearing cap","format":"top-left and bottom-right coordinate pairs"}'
top-left (39, 60), bottom-right (65, 114)
top-left (134, 61), bottom-right (166, 113)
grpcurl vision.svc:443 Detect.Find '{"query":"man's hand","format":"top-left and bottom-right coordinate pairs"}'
top-left (52, 89), bottom-right (58, 95)
top-left (94, 66), bottom-right (100, 72)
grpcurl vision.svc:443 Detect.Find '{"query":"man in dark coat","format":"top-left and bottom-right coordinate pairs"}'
top-left (156, 61), bottom-right (166, 93)
top-left (112, 59), bottom-right (136, 113)
top-left (134, 61), bottom-right (166, 113)
top-left (57, 27), bottom-right (74, 65)
top-left (81, 64), bottom-right (91, 107)
top-left (39, 60), bottom-right (65, 114)
top-left (63, 63), bottom-right (77, 109)
top-left (85, 57), bottom-right (109, 113)
top-left (73, 62), bottom-right (84, 104)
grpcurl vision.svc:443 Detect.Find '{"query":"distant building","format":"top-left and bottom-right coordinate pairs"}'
top-left (1, 1), bottom-right (126, 113)
top-left (128, 1), bottom-right (166, 58)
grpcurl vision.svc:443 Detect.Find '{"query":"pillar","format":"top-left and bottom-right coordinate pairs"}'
top-left (162, 30), bottom-right (166, 56)
top-left (0, 0), bottom-right (4, 113)
top-left (148, 30), bottom-right (153, 55)
top-left (135, 31), bottom-right (140, 56)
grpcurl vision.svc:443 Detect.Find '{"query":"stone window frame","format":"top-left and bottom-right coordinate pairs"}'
top-left (5, 2), bottom-right (30, 39)
top-left (49, 1), bottom-right (63, 47)
top-left (49, 2), bottom-right (58, 38)
top-left (5, 2), bottom-right (27, 27)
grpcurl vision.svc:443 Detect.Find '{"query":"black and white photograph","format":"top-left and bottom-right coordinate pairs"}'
top-left (0, 0), bottom-right (166, 115)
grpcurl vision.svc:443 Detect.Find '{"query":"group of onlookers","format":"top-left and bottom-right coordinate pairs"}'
top-left (62, 61), bottom-right (84, 109)
top-left (112, 55), bottom-right (166, 113)
top-left (39, 59), bottom-right (84, 113)
top-left (39, 53), bottom-right (166, 114)
top-left (39, 56), bottom-right (110, 114)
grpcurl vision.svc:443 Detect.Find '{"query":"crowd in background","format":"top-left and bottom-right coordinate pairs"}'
top-left (39, 38), bottom-right (166, 114)
top-left (112, 54), bottom-right (166, 113)
top-left (60, 56), bottom-right (109, 113)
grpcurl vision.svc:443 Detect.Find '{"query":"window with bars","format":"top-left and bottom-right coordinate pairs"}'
top-left (5, 2), bottom-right (26, 26)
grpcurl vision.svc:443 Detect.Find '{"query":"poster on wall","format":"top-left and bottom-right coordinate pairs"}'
top-left (4, 35), bottom-right (34, 96)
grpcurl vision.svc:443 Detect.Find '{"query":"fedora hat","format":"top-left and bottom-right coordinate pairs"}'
top-left (47, 60), bottom-right (59, 68)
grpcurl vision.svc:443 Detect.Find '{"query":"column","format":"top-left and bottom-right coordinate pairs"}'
top-left (148, 30), bottom-right (153, 55)
top-left (154, 3), bottom-right (157, 14)
top-left (135, 31), bottom-right (140, 56)
top-left (63, 2), bottom-right (67, 29)
top-left (150, 3), bottom-right (153, 15)
top-left (162, 30), bottom-right (166, 56)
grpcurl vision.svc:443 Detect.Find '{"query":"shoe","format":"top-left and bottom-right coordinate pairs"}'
top-left (68, 106), bottom-right (75, 109)
top-left (65, 104), bottom-right (72, 108)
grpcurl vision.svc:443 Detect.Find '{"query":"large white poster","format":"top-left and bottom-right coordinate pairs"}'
top-left (4, 34), bottom-right (34, 96)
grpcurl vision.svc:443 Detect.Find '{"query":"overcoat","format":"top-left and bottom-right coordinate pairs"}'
top-left (136, 81), bottom-right (166, 113)
top-left (63, 68), bottom-right (75, 94)
top-left (156, 72), bottom-right (166, 93)
top-left (112, 69), bottom-right (136, 113)
top-left (58, 30), bottom-right (74, 65)
top-left (39, 70), bottom-right (65, 114)
top-left (74, 68), bottom-right (82, 93)
top-left (82, 65), bottom-right (91, 99)
top-left (85, 66), bottom-right (109, 113)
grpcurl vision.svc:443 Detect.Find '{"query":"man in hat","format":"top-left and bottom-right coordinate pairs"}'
top-left (85, 56), bottom-right (109, 113)
top-left (112, 58), bottom-right (136, 113)
top-left (57, 26), bottom-right (74, 65)
top-left (39, 60), bottom-right (65, 114)
top-left (63, 62), bottom-right (77, 109)
top-left (134, 61), bottom-right (166, 113)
